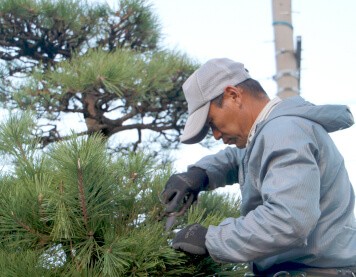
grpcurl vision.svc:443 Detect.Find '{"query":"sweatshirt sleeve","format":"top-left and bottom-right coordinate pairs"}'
top-left (188, 146), bottom-right (245, 190)
top-left (205, 118), bottom-right (322, 263)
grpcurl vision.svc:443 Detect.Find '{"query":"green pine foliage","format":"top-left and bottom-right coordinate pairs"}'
top-left (0, 112), bottom-right (249, 276)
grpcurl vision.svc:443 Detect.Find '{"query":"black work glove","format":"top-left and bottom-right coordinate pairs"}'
top-left (172, 223), bottom-right (208, 255)
top-left (161, 167), bottom-right (208, 213)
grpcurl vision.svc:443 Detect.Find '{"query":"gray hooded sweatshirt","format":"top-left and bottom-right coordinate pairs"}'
top-left (192, 96), bottom-right (356, 271)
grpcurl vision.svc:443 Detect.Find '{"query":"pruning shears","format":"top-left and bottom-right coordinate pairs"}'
top-left (160, 192), bottom-right (196, 231)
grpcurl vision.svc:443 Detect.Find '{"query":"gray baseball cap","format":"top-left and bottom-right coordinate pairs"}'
top-left (180, 58), bottom-right (251, 144)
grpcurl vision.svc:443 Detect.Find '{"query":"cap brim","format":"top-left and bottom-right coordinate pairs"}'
top-left (180, 102), bottom-right (210, 144)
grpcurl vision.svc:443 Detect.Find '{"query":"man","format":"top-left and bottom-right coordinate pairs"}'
top-left (161, 58), bottom-right (356, 276)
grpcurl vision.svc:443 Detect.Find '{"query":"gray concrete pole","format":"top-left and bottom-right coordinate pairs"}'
top-left (272, 0), bottom-right (300, 99)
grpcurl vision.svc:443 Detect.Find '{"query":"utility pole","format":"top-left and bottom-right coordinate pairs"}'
top-left (272, 0), bottom-right (301, 99)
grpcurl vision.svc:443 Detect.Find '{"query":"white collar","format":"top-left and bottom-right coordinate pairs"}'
top-left (246, 96), bottom-right (282, 148)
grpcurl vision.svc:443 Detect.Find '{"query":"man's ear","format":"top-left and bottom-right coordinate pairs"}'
top-left (224, 85), bottom-right (243, 104)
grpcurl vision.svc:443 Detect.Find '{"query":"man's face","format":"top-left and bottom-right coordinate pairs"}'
top-left (206, 90), bottom-right (250, 149)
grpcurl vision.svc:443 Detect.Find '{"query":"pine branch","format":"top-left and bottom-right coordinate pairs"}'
top-left (11, 212), bottom-right (38, 235)
top-left (60, 180), bottom-right (64, 197)
top-left (38, 193), bottom-right (46, 221)
top-left (16, 138), bottom-right (29, 164)
top-left (77, 158), bottom-right (89, 234)
top-left (107, 237), bottom-right (119, 254)
top-left (70, 239), bottom-right (75, 264)
top-left (39, 129), bottom-right (88, 148)
top-left (76, 242), bottom-right (95, 271)
top-left (11, 211), bottom-right (50, 246)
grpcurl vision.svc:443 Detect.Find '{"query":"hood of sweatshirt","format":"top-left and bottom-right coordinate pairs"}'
top-left (258, 96), bottom-right (354, 134)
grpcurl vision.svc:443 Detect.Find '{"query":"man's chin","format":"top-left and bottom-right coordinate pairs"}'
top-left (236, 145), bottom-right (246, 149)
top-left (234, 141), bottom-right (246, 149)
top-left (224, 139), bottom-right (245, 149)
top-left (229, 142), bottom-right (240, 147)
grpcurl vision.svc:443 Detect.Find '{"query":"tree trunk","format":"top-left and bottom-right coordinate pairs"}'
top-left (272, 0), bottom-right (300, 99)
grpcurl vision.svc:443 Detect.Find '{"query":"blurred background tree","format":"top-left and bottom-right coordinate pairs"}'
top-left (0, 112), bottom-right (247, 276)
top-left (0, 0), bottom-right (198, 155)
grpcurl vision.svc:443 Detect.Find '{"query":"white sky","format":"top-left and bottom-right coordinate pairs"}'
top-left (147, 0), bottom-right (356, 195)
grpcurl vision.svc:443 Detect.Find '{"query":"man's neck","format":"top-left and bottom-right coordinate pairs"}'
top-left (245, 97), bottom-right (281, 148)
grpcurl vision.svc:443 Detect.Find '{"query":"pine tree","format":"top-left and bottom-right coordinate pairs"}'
top-left (0, 112), bottom-right (249, 276)
top-left (0, 0), bottom-right (198, 155)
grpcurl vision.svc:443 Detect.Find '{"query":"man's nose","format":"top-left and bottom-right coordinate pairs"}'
top-left (212, 128), bottom-right (222, 140)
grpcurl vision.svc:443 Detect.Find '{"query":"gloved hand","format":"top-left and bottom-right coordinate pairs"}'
top-left (172, 223), bottom-right (208, 255)
top-left (161, 167), bottom-right (208, 213)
